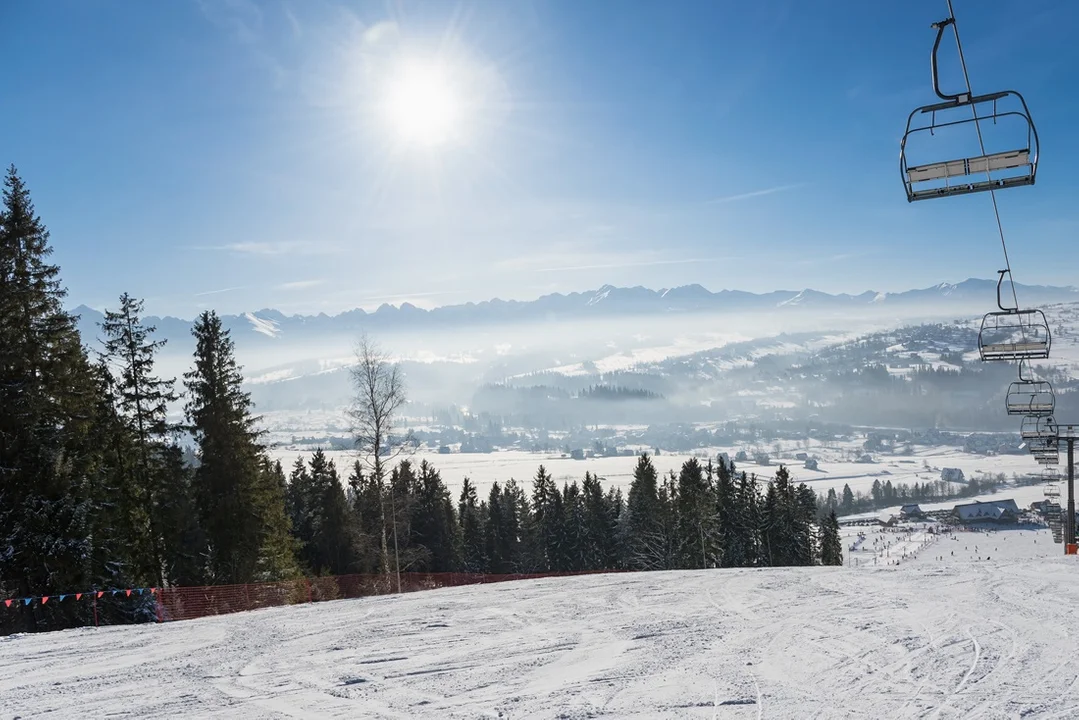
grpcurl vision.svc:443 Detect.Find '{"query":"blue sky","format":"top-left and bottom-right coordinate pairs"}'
top-left (5, 0), bottom-right (1078, 317)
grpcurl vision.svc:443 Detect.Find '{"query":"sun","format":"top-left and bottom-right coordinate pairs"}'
top-left (382, 59), bottom-right (463, 148)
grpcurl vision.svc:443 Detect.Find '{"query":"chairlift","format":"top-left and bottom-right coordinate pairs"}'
top-left (1036, 454), bottom-right (1059, 466)
top-left (1022, 416), bottom-right (1058, 441)
top-left (1044, 483), bottom-right (1061, 498)
top-left (1005, 360), bottom-right (1055, 416)
top-left (979, 270), bottom-right (1051, 361)
top-left (900, 17), bottom-right (1039, 202)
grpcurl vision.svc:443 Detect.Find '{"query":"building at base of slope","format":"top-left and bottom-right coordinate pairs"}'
top-left (952, 499), bottom-right (1019, 524)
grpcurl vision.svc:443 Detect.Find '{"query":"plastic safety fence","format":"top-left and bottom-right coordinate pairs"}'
top-left (156, 570), bottom-right (615, 623)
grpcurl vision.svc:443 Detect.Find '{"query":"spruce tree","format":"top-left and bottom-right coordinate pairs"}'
top-left (624, 454), bottom-right (664, 570)
top-left (562, 480), bottom-right (587, 571)
top-left (714, 457), bottom-right (741, 567)
top-left (410, 460), bottom-right (458, 572)
top-left (675, 458), bottom-right (714, 568)
top-left (100, 292), bottom-right (179, 587)
top-left (288, 450), bottom-right (359, 575)
top-left (736, 472), bottom-right (762, 567)
top-left (184, 310), bottom-right (298, 583)
top-left (582, 472), bottom-right (616, 570)
top-left (794, 482), bottom-right (820, 565)
top-left (0, 166), bottom-right (103, 631)
top-left (530, 465), bottom-right (560, 571)
top-left (841, 484), bottom-right (855, 514)
top-left (819, 510), bottom-right (843, 566)
top-left (458, 477), bottom-right (485, 572)
top-left (484, 481), bottom-right (505, 572)
top-left (347, 460), bottom-right (384, 573)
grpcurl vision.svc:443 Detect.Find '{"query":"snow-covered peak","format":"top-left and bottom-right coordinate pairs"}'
top-left (244, 312), bottom-right (281, 338)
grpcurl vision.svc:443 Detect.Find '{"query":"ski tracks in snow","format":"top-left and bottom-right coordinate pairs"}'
top-left (4, 532), bottom-right (1079, 718)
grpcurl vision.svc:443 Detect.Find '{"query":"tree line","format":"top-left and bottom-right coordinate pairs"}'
top-left (825, 473), bottom-right (1006, 517)
top-left (0, 166), bottom-right (840, 635)
top-left (283, 451), bottom-right (843, 581)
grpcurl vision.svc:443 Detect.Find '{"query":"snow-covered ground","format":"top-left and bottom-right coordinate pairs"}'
top-left (4, 525), bottom-right (1079, 718)
top-left (265, 439), bottom-right (1048, 508)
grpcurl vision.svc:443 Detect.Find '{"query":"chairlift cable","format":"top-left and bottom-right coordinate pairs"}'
top-left (943, 0), bottom-right (1022, 315)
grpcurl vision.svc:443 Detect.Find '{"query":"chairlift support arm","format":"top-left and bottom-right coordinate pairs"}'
top-left (930, 17), bottom-right (969, 104)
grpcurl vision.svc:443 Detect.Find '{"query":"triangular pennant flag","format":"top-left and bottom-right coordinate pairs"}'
top-left (23, 598), bottom-right (31, 606)
top-left (125, 589), bottom-right (131, 597)
top-left (4, 599), bottom-right (11, 608)
top-left (96, 591), bottom-right (104, 599)
top-left (75, 593), bottom-right (82, 601)
top-left (59, 595), bottom-right (66, 602)
top-left (41, 596), bottom-right (49, 604)
top-left (137, 588), bottom-right (144, 596)
top-left (150, 588), bottom-right (157, 596)
top-left (111, 590), bottom-right (119, 596)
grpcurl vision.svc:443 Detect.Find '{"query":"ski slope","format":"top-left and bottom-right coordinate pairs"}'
top-left (3, 528), bottom-right (1079, 718)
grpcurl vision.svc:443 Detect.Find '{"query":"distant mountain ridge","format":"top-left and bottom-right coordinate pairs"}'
top-left (71, 278), bottom-right (1079, 348)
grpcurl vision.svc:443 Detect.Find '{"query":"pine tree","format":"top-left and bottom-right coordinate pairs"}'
top-left (582, 472), bottom-right (616, 570)
top-left (0, 166), bottom-right (103, 632)
top-left (155, 444), bottom-right (207, 585)
top-left (484, 481), bottom-right (505, 573)
top-left (562, 481), bottom-right (587, 571)
top-left (840, 483), bottom-right (855, 514)
top-left (624, 454), bottom-right (665, 570)
top-left (794, 482), bottom-right (820, 565)
top-left (288, 450), bottom-right (360, 575)
top-left (530, 465), bottom-right (560, 571)
top-left (458, 478), bottom-right (485, 572)
top-left (387, 460), bottom-right (420, 578)
top-left (675, 458), bottom-right (714, 568)
top-left (819, 510), bottom-right (843, 566)
top-left (184, 310), bottom-right (298, 583)
top-left (500, 479), bottom-right (528, 572)
top-left (410, 460), bottom-right (458, 572)
top-left (99, 292), bottom-right (179, 588)
top-left (714, 457), bottom-right (740, 567)
top-left (347, 460), bottom-right (383, 573)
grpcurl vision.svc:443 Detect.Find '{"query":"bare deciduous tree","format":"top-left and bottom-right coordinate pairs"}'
top-left (348, 334), bottom-right (411, 592)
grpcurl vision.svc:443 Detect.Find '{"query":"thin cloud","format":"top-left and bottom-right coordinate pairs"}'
top-left (193, 241), bottom-right (340, 256)
top-left (193, 286), bottom-right (247, 297)
top-left (196, 0), bottom-right (287, 85)
top-left (706, 183), bottom-right (804, 205)
top-left (277, 279), bottom-right (326, 290)
top-left (358, 289), bottom-right (462, 303)
top-left (534, 257), bottom-right (725, 273)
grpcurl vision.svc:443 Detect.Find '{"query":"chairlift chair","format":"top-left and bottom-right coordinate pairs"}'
top-left (1044, 483), bottom-right (1061, 498)
top-left (979, 271), bottom-right (1051, 361)
top-left (1022, 415), bottom-right (1057, 441)
top-left (1005, 360), bottom-right (1055, 416)
top-left (900, 17), bottom-right (1039, 202)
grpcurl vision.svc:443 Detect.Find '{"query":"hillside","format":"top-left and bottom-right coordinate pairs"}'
top-left (3, 526), bottom-right (1077, 718)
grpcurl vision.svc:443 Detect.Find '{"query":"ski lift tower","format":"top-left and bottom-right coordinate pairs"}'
top-left (1057, 424), bottom-right (1079, 554)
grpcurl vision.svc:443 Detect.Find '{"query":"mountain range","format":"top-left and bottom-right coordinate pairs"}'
top-left (72, 278), bottom-right (1079, 349)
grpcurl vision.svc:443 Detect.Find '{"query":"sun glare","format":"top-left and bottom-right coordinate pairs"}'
top-left (383, 59), bottom-right (462, 148)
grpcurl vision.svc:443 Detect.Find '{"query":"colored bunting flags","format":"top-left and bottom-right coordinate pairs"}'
top-left (2, 587), bottom-right (159, 609)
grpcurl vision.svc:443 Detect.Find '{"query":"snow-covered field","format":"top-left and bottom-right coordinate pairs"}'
top-left (265, 439), bottom-right (1049, 512)
top-left (4, 525), bottom-right (1078, 718)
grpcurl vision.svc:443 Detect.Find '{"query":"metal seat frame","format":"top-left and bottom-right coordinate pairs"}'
top-left (1022, 416), bottom-right (1058, 441)
top-left (1005, 360), bottom-right (1055, 416)
top-left (979, 271), bottom-right (1051, 362)
top-left (900, 18), bottom-right (1039, 203)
